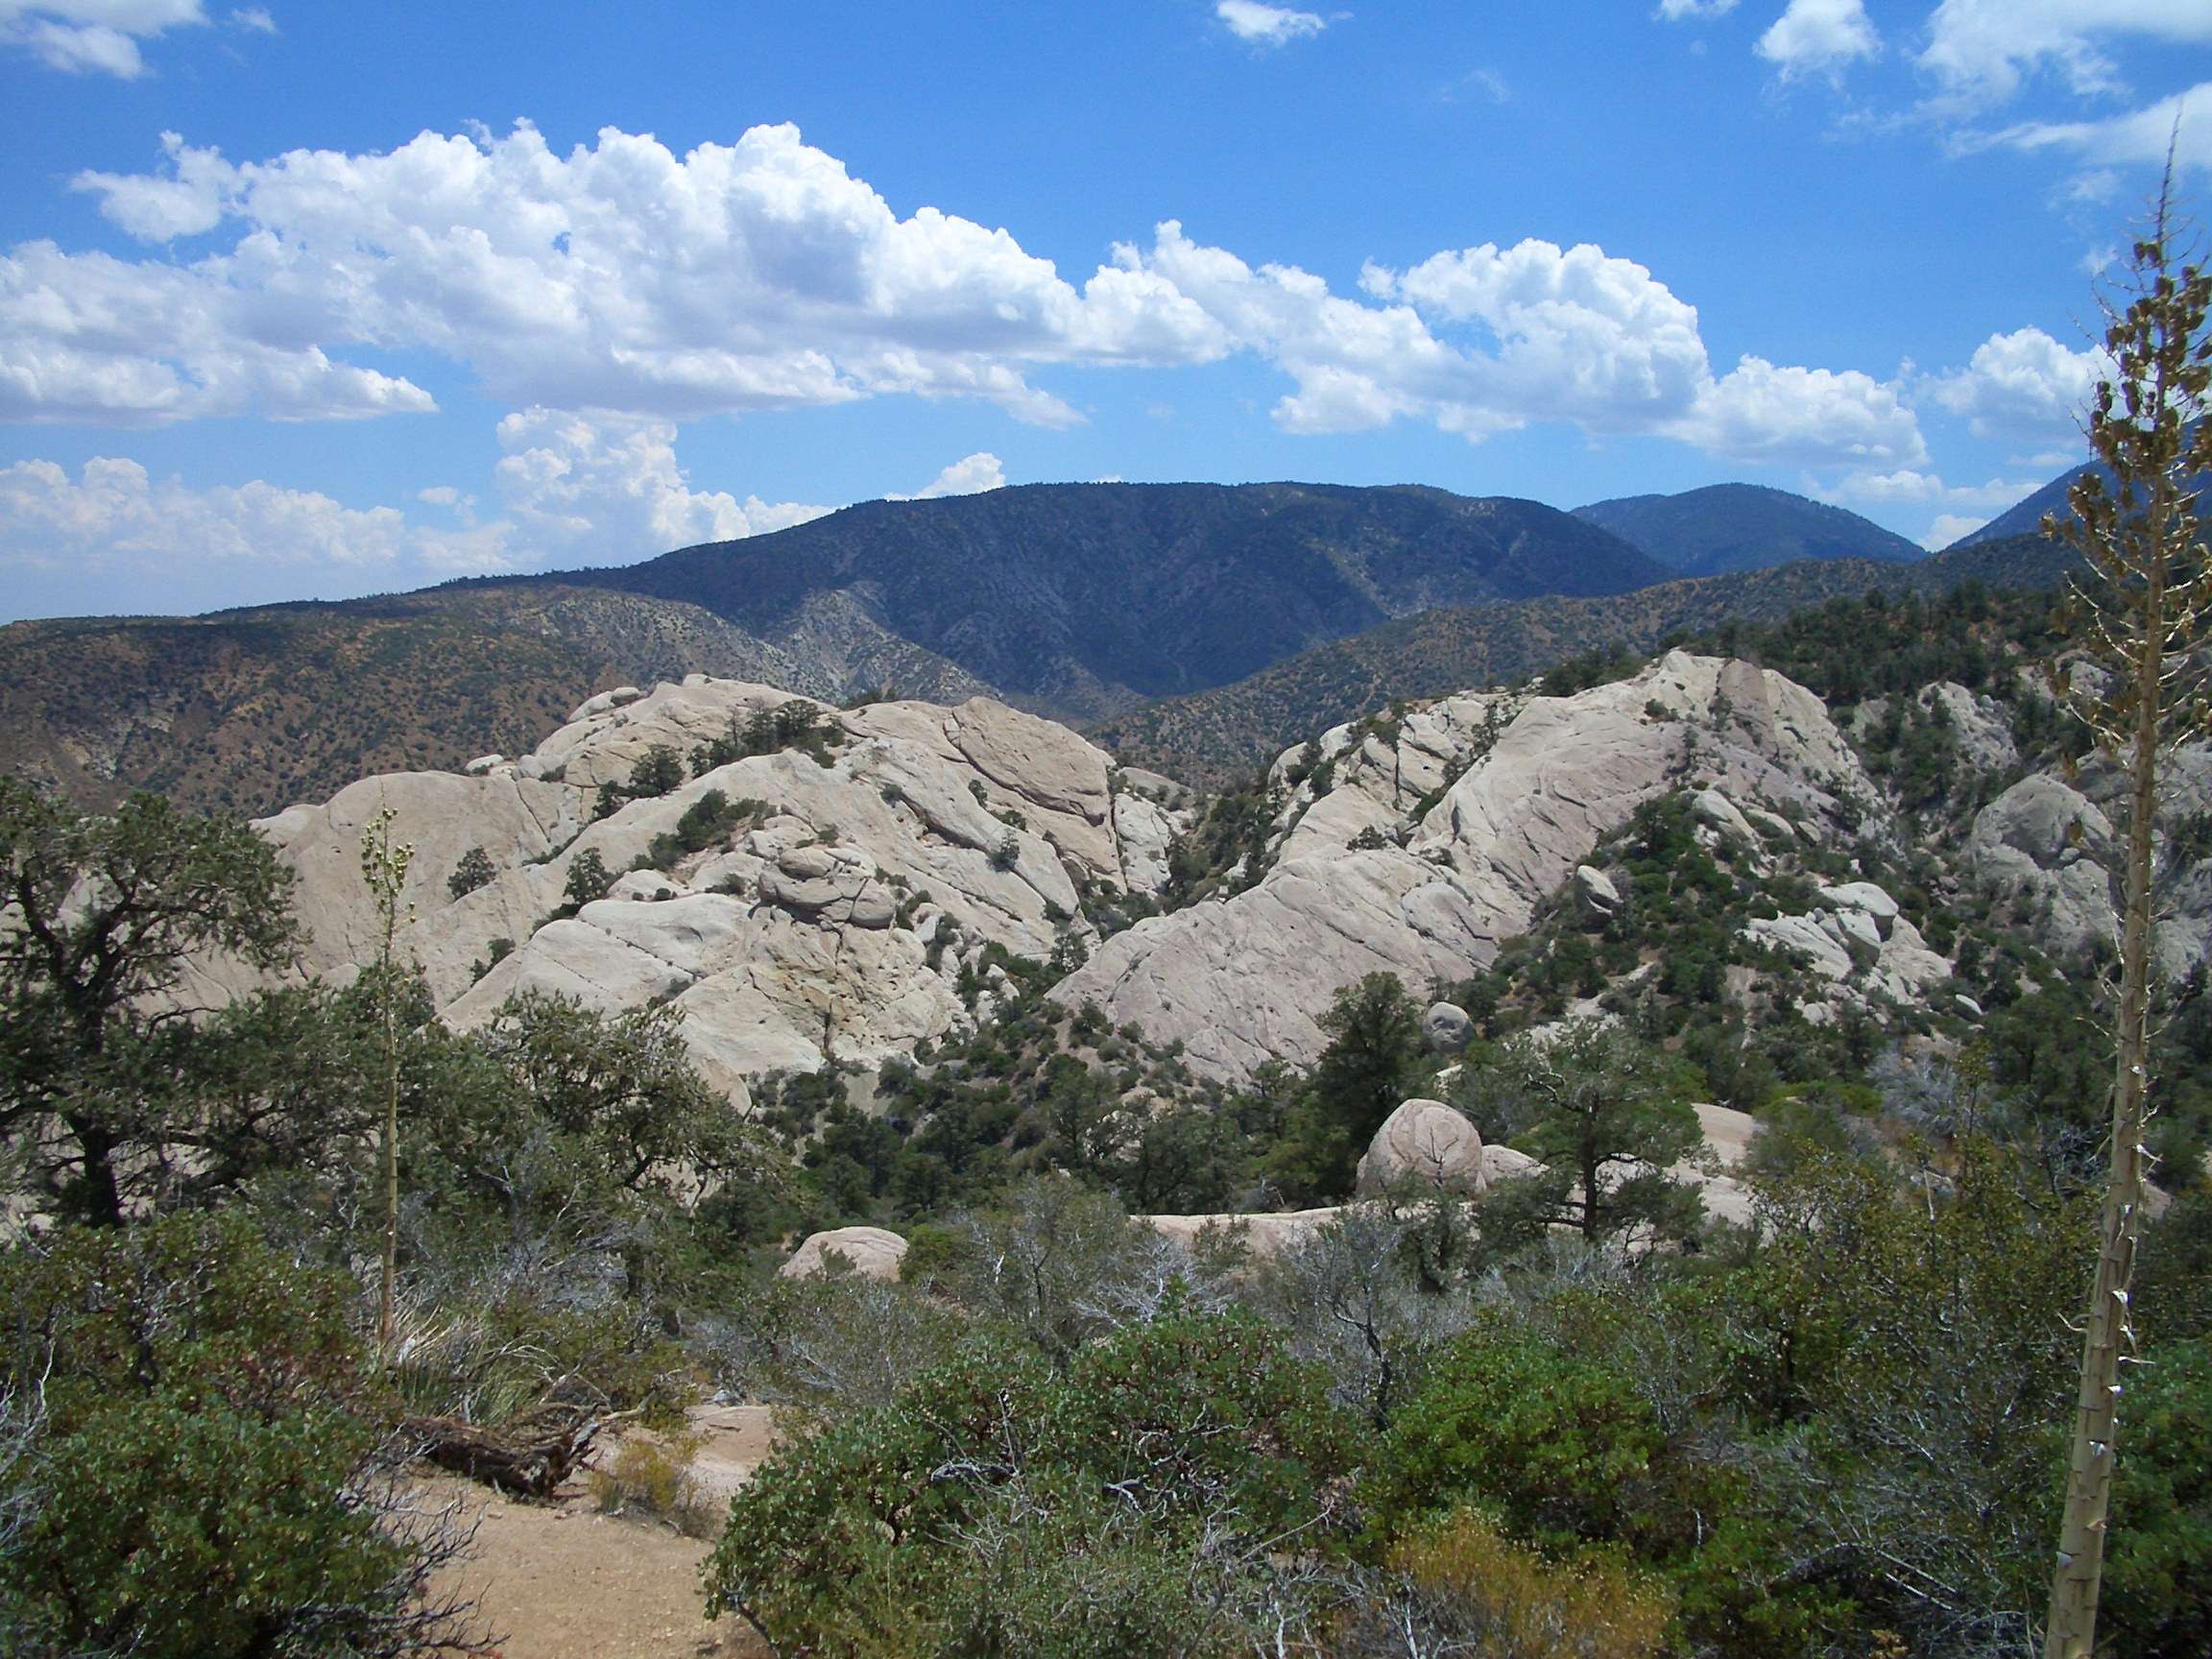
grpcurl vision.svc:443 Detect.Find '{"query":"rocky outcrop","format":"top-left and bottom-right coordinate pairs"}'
top-left (1574, 864), bottom-right (1622, 917)
top-left (1142, 1209), bottom-right (1342, 1259)
top-left (1356, 1099), bottom-right (1486, 1197)
top-left (1054, 653), bottom-right (1872, 1082)
top-left (779, 1226), bottom-right (909, 1282)
top-left (215, 676), bottom-right (1177, 1105)
top-left (1743, 878), bottom-right (1950, 1013)
top-left (1968, 775), bottom-right (2116, 961)
top-left (1916, 682), bottom-right (2019, 774)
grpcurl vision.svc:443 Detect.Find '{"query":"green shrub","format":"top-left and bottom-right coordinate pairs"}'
top-left (0, 1214), bottom-right (482, 1658)
top-left (1368, 1317), bottom-right (1665, 1551)
top-left (705, 1312), bottom-right (1362, 1655)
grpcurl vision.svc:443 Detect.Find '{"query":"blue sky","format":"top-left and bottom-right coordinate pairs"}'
top-left (2, 0), bottom-right (2208, 621)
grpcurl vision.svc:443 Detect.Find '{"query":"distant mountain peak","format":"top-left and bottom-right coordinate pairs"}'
top-left (1573, 482), bottom-right (1923, 579)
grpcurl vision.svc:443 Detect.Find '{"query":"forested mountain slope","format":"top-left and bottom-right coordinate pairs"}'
top-left (1575, 481), bottom-right (1923, 577)
top-left (547, 481), bottom-right (1671, 719)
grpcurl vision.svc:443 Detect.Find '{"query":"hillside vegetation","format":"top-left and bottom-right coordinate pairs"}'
top-left (1091, 532), bottom-right (2077, 786)
top-left (7, 580), bottom-right (2211, 1656)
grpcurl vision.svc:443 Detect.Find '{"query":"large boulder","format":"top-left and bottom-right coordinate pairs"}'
top-left (1574, 863), bottom-right (1623, 916)
top-left (1421, 1001), bottom-right (1475, 1053)
top-left (779, 1226), bottom-right (908, 1282)
top-left (1356, 1099), bottom-right (1487, 1198)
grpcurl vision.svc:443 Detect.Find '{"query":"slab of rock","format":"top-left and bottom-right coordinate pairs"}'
top-left (1356, 1099), bottom-right (1487, 1197)
top-left (1693, 787), bottom-right (1757, 843)
top-left (1479, 1143), bottom-right (1545, 1186)
top-left (1575, 863), bottom-right (1623, 916)
top-left (567, 685), bottom-right (643, 722)
top-left (1969, 775), bottom-right (2115, 958)
top-left (1142, 1208), bottom-right (1340, 1259)
top-left (1743, 805), bottom-right (1798, 842)
top-left (1917, 682), bottom-right (2019, 774)
top-left (1817, 881), bottom-right (1899, 936)
top-left (1422, 1002), bottom-right (1475, 1053)
top-left (779, 1226), bottom-right (908, 1282)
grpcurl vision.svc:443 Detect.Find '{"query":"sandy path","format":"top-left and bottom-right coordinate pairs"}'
top-left (429, 1405), bottom-right (779, 1659)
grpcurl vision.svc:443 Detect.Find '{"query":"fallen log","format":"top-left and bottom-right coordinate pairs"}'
top-left (407, 1409), bottom-right (600, 1499)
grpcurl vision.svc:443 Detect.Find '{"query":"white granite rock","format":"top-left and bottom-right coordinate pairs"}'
top-left (779, 1226), bottom-right (909, 1282)
top-left (1356, 1099), bottom-right (1486, 1197)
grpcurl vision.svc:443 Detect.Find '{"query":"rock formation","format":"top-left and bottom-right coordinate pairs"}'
top-left (1053, 652), bottom-right (1872, 1082)
top-left (779, 1226), bottom-right (910, 1282)
top-left (201, 676), bottom-right (1190, 1107)
top-left (1355, 1099), bottom-right (1487, 1197)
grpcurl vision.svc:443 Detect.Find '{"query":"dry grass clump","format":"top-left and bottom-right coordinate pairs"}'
top-left (586, 1429), bottom-right (720, 1538)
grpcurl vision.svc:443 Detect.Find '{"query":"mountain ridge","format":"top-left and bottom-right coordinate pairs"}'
top-left (1574, 481), bottom-right (1925, 577)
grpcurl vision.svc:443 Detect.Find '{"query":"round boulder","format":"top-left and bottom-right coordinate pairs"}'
top-left (778, 1225), bottom-right (908, 1282)
top-left (1421, 1001), bottom-right (1476, 1054)
top-left (1356, 1099), bottom-right (1486, 1198)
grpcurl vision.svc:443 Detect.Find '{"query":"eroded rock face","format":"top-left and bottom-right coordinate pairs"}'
top-left (1054, 653), bottom-right (1872, 1082)
top-left (1916, 682), bottom-right (2019, 775)
top-left (779, 1226), bottom-right (909, 1282)
top-left (1969, 775), bottom-right (2116, 961)
top-left (219, 677), bottom-right (1176, 1104)
top-left (1356, 1099), bottom-right (1486, 1197)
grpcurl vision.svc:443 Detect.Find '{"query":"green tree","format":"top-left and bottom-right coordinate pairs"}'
top-left (1466, 1023), bottom-right (1701, 1242)
top-left (1302, 972), bottom-right (1429, 1194)
top-left (477, 990), bottom-right (752, 1195)
top-left (563, 846), bottom-right (613, 911)
top-left (0, 780), bottom-right (299, 1225)
top-left (2103, 1335), bottom-right (2212, 1656)
top-left (2041, 186), bottom-right (2212, 1659)
top-left (446, 844), bottom-right (496, 900)
top-left (0, 1214), bottom-right (486, 1657)
top-left (627, 742), bottom-right (685, 798)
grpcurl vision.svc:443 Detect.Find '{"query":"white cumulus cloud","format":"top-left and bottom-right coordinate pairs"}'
top-left (490, 408), bottom-right (833, 565)
top-left (30, 121), bottom-right (1229, 429)
top-left (896, 452), bottom-right (1006, 499)
top-left (0, 1), bottom-right (208, 77)
top-left (1215, 1), bottom-right (1327, 47)
top-left (0, 455), bottom-right (411, 576)
top-left (11, 122), bottom-right (1929, 472)
top-left (1656, 0), bottom-right (1739, 19)
top-left (1121, 225), bottom-right (1924, 465)
top-left (1922, 513), bottom-right (1988, 549)
top-left (1756, 0), bottom-right (1879, 82)
top-left (1924, 325), bottom-right (2108, 439)
top-left (0, 420), bottom-right (1029, 597)
top-left (1819, 467), bottom-right (2046, 511)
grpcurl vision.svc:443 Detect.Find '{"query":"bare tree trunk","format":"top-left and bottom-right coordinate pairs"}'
top-left (380, 988), bottom-right (399, 1354)
top-left (2043, 587), bottom-right (2158, 1658)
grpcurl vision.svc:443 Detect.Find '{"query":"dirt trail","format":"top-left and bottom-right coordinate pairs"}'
top-left (429, 1405), bottom-right (778, 1659)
